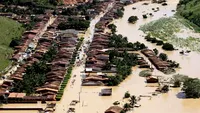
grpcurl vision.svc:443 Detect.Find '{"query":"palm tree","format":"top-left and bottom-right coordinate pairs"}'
top-left (129, 95), bottom-right (137, 107)
top-left (123, 103), bottom-right (130, 112)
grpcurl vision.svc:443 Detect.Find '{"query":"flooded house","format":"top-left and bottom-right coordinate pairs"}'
top-left (146, 76), bottom-right (158, 83)
top-left (105, 106), bottom-right (123, 113)
top-left (100, 88), bottom-right (112, 96)
top-left (141, 49), bottom-right (170, 71)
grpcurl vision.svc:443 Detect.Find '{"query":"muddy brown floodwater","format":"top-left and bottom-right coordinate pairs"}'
top-left (79, 0), bottom-right (200, 113)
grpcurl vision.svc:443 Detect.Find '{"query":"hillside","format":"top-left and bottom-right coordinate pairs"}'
top-left (177, 0), bottom-right (200, 28)
top-left (0, 17), bottom-right (24, 71)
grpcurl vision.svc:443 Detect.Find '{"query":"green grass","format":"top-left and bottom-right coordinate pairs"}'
top-left (139, 17), bottom-right (200, 52)
top-left (0, 17), bottom-right (24, 72)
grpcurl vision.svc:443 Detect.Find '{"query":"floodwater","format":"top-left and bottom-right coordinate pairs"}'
top-left (78, 0), bottom-right (200, 113)
top-left (114, 0), bottom-right (200, 78)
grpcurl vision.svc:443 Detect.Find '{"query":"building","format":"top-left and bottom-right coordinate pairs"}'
top-left (105, 106), bottom-right (123, 113)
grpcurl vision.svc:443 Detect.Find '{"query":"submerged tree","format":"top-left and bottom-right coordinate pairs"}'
top-left (182, 78), bottom-right (200, 98)
top-left (128, 16), bottom-right (138, 23)
top-left (159, 53), bottom-right (168, 61)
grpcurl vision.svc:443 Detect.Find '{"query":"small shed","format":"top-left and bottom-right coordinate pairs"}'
top-left (100, 88), bottom-right (112, 96)
top-left (105, 106), bottom-right (123, 113)
top-left (146, 76), bottom-right (158, 83)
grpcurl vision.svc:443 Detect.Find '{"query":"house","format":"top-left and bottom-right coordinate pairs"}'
top-left (146, 76), bottom-right (158, 83)
top-left (105, 106), bottom-right (123, 113)
top-left (100, 88), bottom-right (112, 96)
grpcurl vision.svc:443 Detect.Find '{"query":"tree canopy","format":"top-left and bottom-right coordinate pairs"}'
top-left (128, 16), bottom-right (138, 23)
top-left (182, 78), bottom-right (200, 98)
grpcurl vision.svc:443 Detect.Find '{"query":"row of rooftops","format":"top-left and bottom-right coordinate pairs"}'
top-left (11, 14), bottom-right (53, 62)
top-left (85, 2), bottom-right (125, 73)
top-left (0, 10), bottom-right (81, 101)
top-left (36, 32), bottom-right (78, 96)
top-left (141, 49), bottom-right (170, 70)
top-left (0, 31), bottom-right (79, 101)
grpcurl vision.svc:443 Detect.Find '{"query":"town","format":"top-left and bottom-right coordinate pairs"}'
top-left (0, 0), bottom-right (200, 113)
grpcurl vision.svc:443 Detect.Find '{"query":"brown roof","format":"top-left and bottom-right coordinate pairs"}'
top-left (105, 106), bottom-right (123, 113)
top-left (8, 93), bottom-right (26, 98)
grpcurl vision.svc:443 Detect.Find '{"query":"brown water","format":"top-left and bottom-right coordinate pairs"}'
top-left (76, 0), bottom-right (200, 113)
top-left (114, 0), bottom-right (200, 78)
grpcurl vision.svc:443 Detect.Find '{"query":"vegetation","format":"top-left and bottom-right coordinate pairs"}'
top-left (140, 17), bottom-right (200, 52)
top-left (113, 101), bottom-right (120, 105)
top-left (107, 34), bottom-right (147, 86)
top-left (109, 34), bottom-right (146, 50)
top-left (139, 70), bottom-right (152, 77)
top-left (159, 53), bottom-right (168, 61)
top-left (108, 24), bottom-right (117, 34)
top-left (12, 45), bottom-right (57, 94)
top-left (128, 16), bottom-right (138, 23)
top-left (153, 48), bottom-right (159, 55)
top-left (58, 19), bottom-right (90, 30)
top-left (177, 0), bottom-right (200, 28)
top-left (142, 14), bottom-right (147, 19)
top-left (162, 43), bottom-right (174, 51)
top-left (145, 34), bottom-right (164, 46)
top-left (124, 91), bottom-right (131, 98)
top-left (12, 46), bottom-right (57, 93)
top-left (0, 0), bottom-right (58, 7)
top-left (182, 78), bottom-right (200, 98)
top-left (122, 95), bottom-right (137, 112)
top-left (114, 9), bottom-right (124, 18)
top-left (0, 17), bottom-right (24, 71)
top-left (107, 50), bottom-right (139, 86)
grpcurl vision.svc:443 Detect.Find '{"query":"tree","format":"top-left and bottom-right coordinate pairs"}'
top-left (143, 14), bottom-right (147, 19)
top-left (129, 95), bottom-right (137, 107)
top-left (115, 9), bottom-right (124, 18)
top-left (159, 53), bottom-right (168, 61)
top-left (128, 16), bottom-right (138, 23)
top-left (162, 43), bottom-right (174, 51)
top-left (174, 80), bottom-right (181, 87)
top-left (108, 24), bottom-right (117, 34)
top-left (182, 78), bottom-right (200, 98)
top-left (123, 103), bottom-right (131, 111)
top-left (153, 48), bottom-right (159, 55)
top-left (124, 91), bottom-right (130, 98)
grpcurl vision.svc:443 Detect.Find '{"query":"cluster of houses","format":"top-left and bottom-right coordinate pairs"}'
top-left (36, 31), bottom-right (78, 96)
top-left (11, 14), bottom-right (54, 62)
top-left (0, 6), bottom-right (82, 102)
top-left (141, 49), bottom-right (170, 71)
top-left (83, 1), bottom-right (126, 86)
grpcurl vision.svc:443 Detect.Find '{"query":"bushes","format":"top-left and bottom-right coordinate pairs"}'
top-left (162, 43), bottom-right (174, 51)
top-left (124, 91), bottom-right (131, 98)
top-left (109, 34), bottom-right (146, 50)
top-left (143, 14), bottom-right (147, 19)
top-left (159, 53), bottom-right (168, 61)
top-left (128, 16), bottom-right (138, 23)
top-left (114, 9), bottom-right (124, 18)
top-left (108, 24), bottom-right (117, 34)
top-left (182, 78), bottom-right (200, 98)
